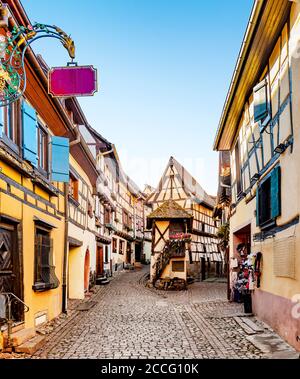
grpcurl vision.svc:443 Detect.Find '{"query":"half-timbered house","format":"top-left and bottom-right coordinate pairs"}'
top-left (214, 0), bottom-right (300, 351)
top-left (147, 157), bottom-right (222, 284)
top-left (0, 1), bottom-right (73, 351)
top-left (213, 151), bottom-right (231, 298)
top-left (62, 98), bottom-right (99, 300)
top-left (79, 124), bottom-right (151, 275)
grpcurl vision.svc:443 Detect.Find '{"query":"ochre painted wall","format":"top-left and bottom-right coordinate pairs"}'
top-left (0, 159), bottom-right (65, 330)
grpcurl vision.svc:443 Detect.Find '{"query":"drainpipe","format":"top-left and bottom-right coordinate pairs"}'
top-left (62, 182), bottom-right (69, 313)
top-left (101, 146), bottom-right (114, 156)
top-left (69, 124), bottom-right (81, 147)
top-left (62, 125), bottom-right (80, 313)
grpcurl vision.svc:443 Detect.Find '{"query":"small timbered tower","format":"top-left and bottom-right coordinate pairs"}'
top-left (147, 200), bottom-right (193, 288)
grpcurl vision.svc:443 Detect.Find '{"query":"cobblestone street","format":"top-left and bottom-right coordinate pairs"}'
top-left (31, 268), bottom-right (297, 359)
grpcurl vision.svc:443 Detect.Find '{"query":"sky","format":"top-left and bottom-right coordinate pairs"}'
top-left (22, 0), bottom-right (254, 195)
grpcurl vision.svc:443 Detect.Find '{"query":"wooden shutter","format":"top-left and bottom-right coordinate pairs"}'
top-left (22, 101), bottom-right (38, 166)
top-left (271, 166), bottom-right (281, 219)
top-left (256, 185), bottom-right (261, 226)
top-left (254, 79), bottom-right (268, 123)
top-left (0, 106), bottom-right (3, 138)
top-left (51, 136), bottom-right (70, 182)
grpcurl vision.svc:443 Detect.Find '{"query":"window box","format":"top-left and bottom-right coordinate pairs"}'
top-left (32, 282), bottom-right (57, 293)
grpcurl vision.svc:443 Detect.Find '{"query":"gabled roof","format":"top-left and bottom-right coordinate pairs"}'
top-left (148, 199), bottom-right (192, 220)
top-left (86, 127), bottom-right (144, 197)
top-left (148, 157), bottom-right (216, 209)
top-left (171, 157), bottom-right (216, 208)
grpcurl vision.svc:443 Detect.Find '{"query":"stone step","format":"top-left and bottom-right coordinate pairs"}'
top-left (4, 327), bottom-right (35, 347)
top-left (15, 335), bottom-right (45, 355)
top-left (241, 317), bottom-right (264, 333)
top-left (233, 317), bottom-right (257, 335)
top-left (96, 277), bottom-right (109, 285)
top-left (2, 322), bottom-right (25, 336)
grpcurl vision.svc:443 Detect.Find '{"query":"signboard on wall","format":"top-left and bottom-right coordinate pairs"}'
top-left (48, 65), bottom-right (98, 97)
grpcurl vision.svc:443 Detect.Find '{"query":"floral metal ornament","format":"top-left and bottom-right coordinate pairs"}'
top-left (0, 23), bottom-right (75, 107)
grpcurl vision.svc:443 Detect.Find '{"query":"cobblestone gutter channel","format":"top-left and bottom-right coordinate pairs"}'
top-left (1, 268), bottom-right (298, 359)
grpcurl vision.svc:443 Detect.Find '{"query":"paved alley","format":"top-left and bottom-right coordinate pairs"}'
top-left (28, 268), bottom-right (297, 360)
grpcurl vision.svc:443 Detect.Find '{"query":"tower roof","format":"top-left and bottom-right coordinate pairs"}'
top-left (147, 199), bottom-right (192, 220)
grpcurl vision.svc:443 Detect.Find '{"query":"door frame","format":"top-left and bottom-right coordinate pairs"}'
top-left (0, 217), bottom-right (24, 322)
top-left (96, 245), bottom-right (104, 276)
top-left (84, 249), bottom-right (90, 292)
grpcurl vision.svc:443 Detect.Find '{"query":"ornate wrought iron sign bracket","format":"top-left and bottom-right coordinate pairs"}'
top-left (0, 22), bottom-right (76, 107)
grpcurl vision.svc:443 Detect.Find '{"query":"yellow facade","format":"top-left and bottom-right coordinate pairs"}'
top-left (0, 150), bottom-right (66, 331)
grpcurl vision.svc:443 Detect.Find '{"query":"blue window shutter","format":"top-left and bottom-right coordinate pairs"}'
top-left (254, 79), bottom-right (268, 123)
top-left (256, 185), bottom-right (261, 226)
top-left (0, 106), bottom-right (3, 138)
top-left (51, 136), bottom-right (70, 183)
top-left (22, 101), bottom-right (38, 166)
top-left (271, 166), bottom-right (281, 219)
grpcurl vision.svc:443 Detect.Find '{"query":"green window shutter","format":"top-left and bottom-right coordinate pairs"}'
top-left (254, 79), bottom-right (268, 123)
top-left (256, 185), bottom-right (261, 226)
top-left (271, 166), bottom-right (281, 219)
top-left (22, 101), bottom-right (38, 166)
top-left (51, 136), bottom-right (70, 183)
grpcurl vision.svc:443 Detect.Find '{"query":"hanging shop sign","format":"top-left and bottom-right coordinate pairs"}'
top-left (0, 17), bottom-right (97, 107)
top-left (48, 65), bottom-right (98, 97)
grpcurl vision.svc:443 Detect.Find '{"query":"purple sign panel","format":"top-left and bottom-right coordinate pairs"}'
top-left (48, 65), bottom-right (98, 97)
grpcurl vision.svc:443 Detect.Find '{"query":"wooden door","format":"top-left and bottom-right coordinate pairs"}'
top-left (0, 226), bottom-right (23, 322)
top-left (84, 249), bottom-right (90, 292)
top-left (135, 243), bottom-right (142, 262)
top-left (96, 246), bottom-right (104, 276)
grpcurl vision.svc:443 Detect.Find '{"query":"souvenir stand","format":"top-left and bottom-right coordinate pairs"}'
top-left (231, 243), bottom-right (262, 313)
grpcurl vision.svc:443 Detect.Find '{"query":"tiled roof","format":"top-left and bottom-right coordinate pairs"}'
top-left (148, 199), bottom-right (192, 220)
top-left (171, 157), bottom-right (216, 208)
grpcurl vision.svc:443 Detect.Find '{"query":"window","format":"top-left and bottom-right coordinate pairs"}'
top-left (33, 228), bottom-right (59, 292)
top-left (3, 105), bottom-right (16, 142)
top-left (128, 214), bottom-right (133, 229)
top-left (119, 240), bottom-right (124, 255)
top-left (105, 246), bottom-right (109, 263)
top-left (0, 103), bottom-right (19, 148)
top-left (170, 222), bottom-right (185, 235)
top-left (104, 208), bottom-right (111, 224)
top-left (37, 124), bottom-right (48, 173)
top-left (122, 210), bottom-right (128, 227)
top-left (69, 173), bottom-right (79, 201)
top-left (88, 201), bottom-right (93, 218)
top-left (172, 261), bottom-right (185, 272)
top-left (256, 166), bottom-right (281, 228)
top-left (112, 238), bottom-right (117, 253)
